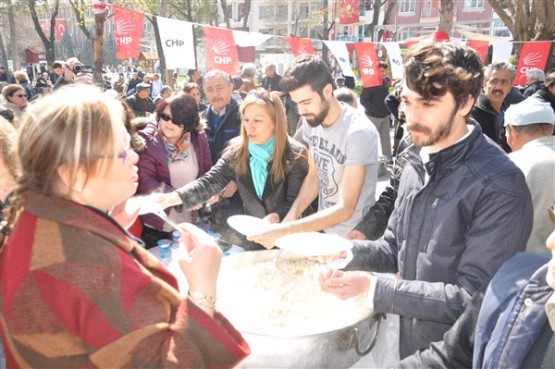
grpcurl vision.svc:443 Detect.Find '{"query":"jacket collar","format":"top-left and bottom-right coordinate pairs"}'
top-left (424, 120), bottom-right (485, 178)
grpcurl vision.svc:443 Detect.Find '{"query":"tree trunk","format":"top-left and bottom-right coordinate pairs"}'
top-left (219, 0), bottom-right (231, 28)
top-left (7, 0), bottom-right (19, 70)
top-left (0, 32), bottom-right (9, 71)
top-left (69, 0), bottom-right (92, 42)
top-left (438, 0), bottom-right (454, 34)
top-left (27, 0), bottom-right (59, 67)
top-left (242, 0), bottom-right (252, 30)
top-left (93, 12), bottom-right (105, 83)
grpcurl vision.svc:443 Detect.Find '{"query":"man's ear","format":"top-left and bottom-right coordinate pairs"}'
top-left (323, 83), bottom-right (334, 98)
top-left (459, 95), bottom-right (475, 118)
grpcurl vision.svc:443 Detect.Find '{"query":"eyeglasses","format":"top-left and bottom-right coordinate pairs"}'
top-left (14, 94), bottom-right (27, 98)
top-left (98, 134), bottom-right (132, 165)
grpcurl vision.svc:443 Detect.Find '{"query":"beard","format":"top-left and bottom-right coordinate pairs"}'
top-left (304, 98), bottom-right (330, 127)
top-left (407, 106), bottom-right (457, 148)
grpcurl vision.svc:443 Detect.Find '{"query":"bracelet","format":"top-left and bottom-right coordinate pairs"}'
top-left (188, 290), bottom-right (217, 310)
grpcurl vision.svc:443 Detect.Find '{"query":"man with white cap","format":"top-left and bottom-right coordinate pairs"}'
top-left (505, 98), bottom-right (555, 253)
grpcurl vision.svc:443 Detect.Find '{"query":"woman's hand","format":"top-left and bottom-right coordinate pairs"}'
top-left (263, 212), bottom-right (280, 224)
top-left (177, 224), bottom-right (221, 300)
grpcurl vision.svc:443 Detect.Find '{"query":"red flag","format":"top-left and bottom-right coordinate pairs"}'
top-left (39, 19), bottom-right (67, 41)
top-left (515, 41), bottom-right (552, 86)
top-left (467, 40), bottom-right (489, 63)
top-left (286, 37), bottom-right (316, 57)
top-left (338, 0), bottom-right (360, 24)
top-left (354, 42), bottom-right (381, 88)
top-left (112, 6), bottom-right (144, 60)
top-left (204, 26), bottom-right (239, 75)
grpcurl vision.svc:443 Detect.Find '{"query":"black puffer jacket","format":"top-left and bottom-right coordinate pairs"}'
top-left (470, 93), bottom-right (510, 152)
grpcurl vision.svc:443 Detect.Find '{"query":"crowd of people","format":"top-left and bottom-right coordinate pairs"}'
top-left (0, 42), bottom-right (554, 368)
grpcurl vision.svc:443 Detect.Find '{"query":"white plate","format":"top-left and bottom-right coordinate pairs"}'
top-left (274, 232), bottom-right (353, 257)
top-left (227, 215), bottom-right (269, 236)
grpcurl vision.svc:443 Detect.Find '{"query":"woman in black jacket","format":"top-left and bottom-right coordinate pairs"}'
top-left (149, 89), bottom-right (310, 249)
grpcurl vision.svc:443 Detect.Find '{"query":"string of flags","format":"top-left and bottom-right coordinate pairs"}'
top-left (111, 4), bottom-right (553, 88)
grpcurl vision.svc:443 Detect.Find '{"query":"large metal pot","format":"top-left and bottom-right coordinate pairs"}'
top-left (218, 250), bottom-right (380, 368)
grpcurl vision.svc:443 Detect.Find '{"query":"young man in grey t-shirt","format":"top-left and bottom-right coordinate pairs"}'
top-left (249, 55), bottom-right (379, 247)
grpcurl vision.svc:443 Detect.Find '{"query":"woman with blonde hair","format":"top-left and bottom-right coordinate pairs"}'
top-left (151, 89), bottom-right (310, 250)
top-left (0, 85), bottom-right (249, 368)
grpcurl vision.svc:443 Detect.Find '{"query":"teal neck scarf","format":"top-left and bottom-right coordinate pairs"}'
top-left (248, 135), bottom-right (275, 199)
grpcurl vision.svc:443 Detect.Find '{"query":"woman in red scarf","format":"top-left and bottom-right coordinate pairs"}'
top-left (0, 85), bottom-right (249, 368)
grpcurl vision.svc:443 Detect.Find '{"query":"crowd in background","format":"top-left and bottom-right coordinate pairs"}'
top-left (0, 44), bottom-right (554, 368)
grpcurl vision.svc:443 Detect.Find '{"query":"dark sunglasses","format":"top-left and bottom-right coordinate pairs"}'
top-left (159, 112), bottom-right (183, 126)
top-left (13, 94), bottom-right (27, 98)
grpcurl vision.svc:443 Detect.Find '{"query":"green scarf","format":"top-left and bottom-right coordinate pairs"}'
top-left (248, 135), bottom-right (275, 199)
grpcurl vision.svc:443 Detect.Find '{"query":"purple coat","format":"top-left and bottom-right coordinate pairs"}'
top-left (138, 121), bottom-right (213, 230)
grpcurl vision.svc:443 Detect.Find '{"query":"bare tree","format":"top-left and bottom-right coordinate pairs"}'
top-left (241, 0), bottom-right (252, 30)
top-left (438, 0), bottom-right (454, 35)
top-left (488, 0), bottom-right (555, 41)
top-left (27, 0), bottom-right (60, 66)
top-left (219, 0), bottom-right (231, 28)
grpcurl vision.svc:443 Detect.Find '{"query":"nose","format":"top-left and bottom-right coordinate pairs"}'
top-left (129, 149), bottom-right (139, 165)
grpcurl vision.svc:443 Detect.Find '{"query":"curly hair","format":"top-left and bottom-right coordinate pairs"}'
top-left (403, 42), bottom-right (484, 113)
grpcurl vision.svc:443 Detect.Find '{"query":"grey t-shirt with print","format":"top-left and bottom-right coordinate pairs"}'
top-left (303, 103), bottom-right (379, 236)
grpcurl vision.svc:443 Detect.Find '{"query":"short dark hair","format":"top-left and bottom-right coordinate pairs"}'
top-left (155, 92), bottom-right (202, 132)
top-left (52, 61), bottom-right (63, 69)
top-left (404, 42), bottom-right (483, 113)
top-left (280, 55), bottom-right (334, 97)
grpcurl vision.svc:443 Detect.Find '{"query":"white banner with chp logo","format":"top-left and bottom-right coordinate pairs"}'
top-left (322, 41), bottom-right (355, 77)
top-left (157, 16), bottom-right (196, 70)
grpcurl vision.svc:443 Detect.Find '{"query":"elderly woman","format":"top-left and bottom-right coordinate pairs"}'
top-left (137, 92), bottom-right (213, 247)
top-left (0, 85), bottom-right (249, 368)
top-left (2, 84), bottom-right (28, 127)
top-left (151, 89), bottom-right (310, 250)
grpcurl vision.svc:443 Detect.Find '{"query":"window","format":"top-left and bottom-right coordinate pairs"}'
top-left (298, 4), bottom-right (309, 19)
top-left (276, 5), bottom-right (287, 20)
top-left (398, 0), bottom-right (415, 14)
top-left (422, 0), bottom-right (432, 17)
top-left (397, 30), bottom-right (412, 41)
top-left (464, 0), bottom-right (484, 9)
top-left (260, 6), bottom-right (273, 19)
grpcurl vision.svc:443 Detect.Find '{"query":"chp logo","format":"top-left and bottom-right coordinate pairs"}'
top-left (212, 40), bottom-right (232, 64)
top-left (115, 19), bottom-right (135, 45)
top-left (360, 53), bottom-right (375, 76)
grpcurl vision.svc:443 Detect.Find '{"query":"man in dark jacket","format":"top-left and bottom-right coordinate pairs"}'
top-left (470, 61), bottom-right (516, 152)
top-left (200, 69), bottom-right (241, 163)
top-left (320, 42), bottom-right (533, 361)
top-left (125, 83), bottom-right (154, 117)
top-left (396, 222), bottom-right (555, 369)
top-left (261, 63), bottom-right (282, 93)
top-left (199, 69), bottom-right (243, 231)
top-left (521, 67), bottom-right (545, 97)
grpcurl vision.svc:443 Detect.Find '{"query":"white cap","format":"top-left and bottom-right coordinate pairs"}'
top-left (504, 98), bottom-right (555, 127)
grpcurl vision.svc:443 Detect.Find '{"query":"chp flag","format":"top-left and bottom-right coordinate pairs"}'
top-left (286, 37), bottom-right (316, 57)
top-left (514, 41), bottom-right (552, 86)
top-left (354, 42), bottom-right (382, 88)
top-left (203, 26), bottom-right (240, 75)
top-left (157, 17), bottom-right (196, 70)
top-left (322, 41), bottom-right (355, 77)
top-left (112, 6), bottom-right (144, 60)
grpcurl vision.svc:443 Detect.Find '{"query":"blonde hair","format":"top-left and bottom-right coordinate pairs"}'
top-left (0, 117), bottom-right (20, 179)
top-left (1, 85), bottom-right (125, 242)
top-left (232, 90), bottom-right (289, 183)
